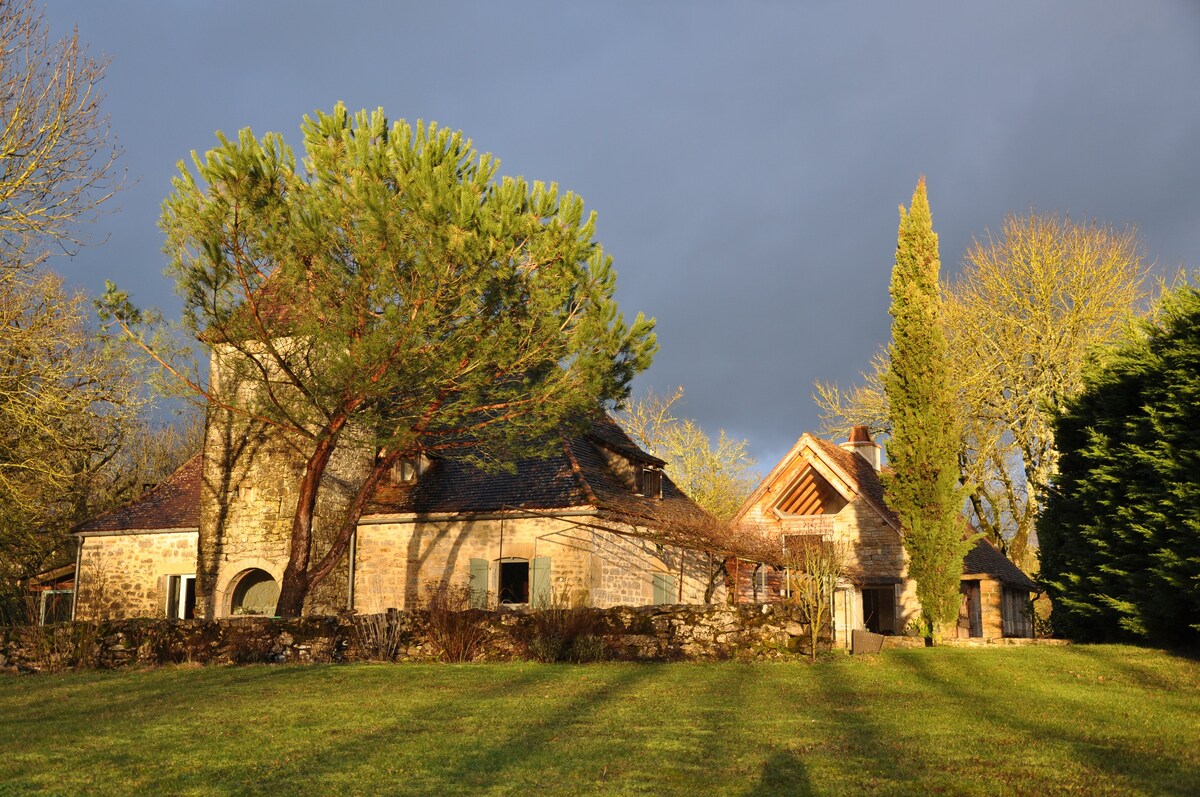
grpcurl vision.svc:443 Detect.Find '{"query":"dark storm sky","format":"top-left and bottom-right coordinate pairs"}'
top-left (45, 1), bottom-right (1200, 469)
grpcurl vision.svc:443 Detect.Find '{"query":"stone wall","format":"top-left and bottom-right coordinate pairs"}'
top-left (736, 491), bottom-right (922, 643)
top-left (354, 514), bottom-right (719, 611)
top-left (75, 531), bottom-right (199, 620)
top-left (0, 603), bottom-right (819, 673)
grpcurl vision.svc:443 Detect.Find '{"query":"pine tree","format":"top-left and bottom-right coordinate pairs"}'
top-left (882, 178), bottom-right (971, 638)
top-left (1039, 284), bottom-right (1200, 646)
top-left (101, 105), bottom-right (655, 617)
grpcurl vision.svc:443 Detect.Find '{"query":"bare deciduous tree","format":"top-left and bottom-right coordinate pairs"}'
top-left (620, 386), bottom-right (758, 521)
top-left (0, 0), bottom-right (121, 272)
top-left (783, 536), bottom-right (846, 661)
top-left (815, 213), bottom-right (1151, 569)
top-left (0, 271), bottom-right (150, 569)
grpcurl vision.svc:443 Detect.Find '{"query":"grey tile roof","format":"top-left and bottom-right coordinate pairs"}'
top-left (366, 416), bottom-right (711, 534)
top-left (964, 537), bottom-right (1039, 591)
top-left (73, 416), bottom-right (710, 543)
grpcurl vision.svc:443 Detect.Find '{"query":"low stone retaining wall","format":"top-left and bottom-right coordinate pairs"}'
top-left (881, 635), bottom-right (1069, 650)
top-left (0, 603), bottom-right (821, 673)
top-left (936, 636), bottom-right (1070, 648)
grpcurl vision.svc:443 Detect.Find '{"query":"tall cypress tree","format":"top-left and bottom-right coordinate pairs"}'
top-left (883, 178), bottom-right (970, 638)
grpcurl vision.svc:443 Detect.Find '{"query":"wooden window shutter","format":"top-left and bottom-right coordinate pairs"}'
top-left (469, 559), bottom-right (489, 609)
top-left (530, 557), bottom-right (551, 609)
top-left (637, 467), bottom-right (663, 498)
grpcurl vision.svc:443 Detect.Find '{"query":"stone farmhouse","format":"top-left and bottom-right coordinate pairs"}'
top-left (69, 413), bottom-right (720, 621)
top-left (62, 322), bottom-right (1034, 645)
top-left (731, 426), bottom-right (1037, 643)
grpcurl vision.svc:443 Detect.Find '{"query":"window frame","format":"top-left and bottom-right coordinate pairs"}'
top-left (39, 589), bottom-right (74, 625)
top-left (498, 558), bottom-right (530, 606)
top-left (636, 466), bottom-right (663, 499)
top-left (166, 573), bottom-right (196, 620)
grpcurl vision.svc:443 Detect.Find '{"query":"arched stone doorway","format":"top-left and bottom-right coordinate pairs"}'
top-left (230, 568), bottom-right (280, 616)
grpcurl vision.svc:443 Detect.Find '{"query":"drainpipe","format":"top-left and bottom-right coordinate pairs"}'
top-left (70, 536), bottom-right (83, 622)
top-left (346, 529), bottom-right (357, 612)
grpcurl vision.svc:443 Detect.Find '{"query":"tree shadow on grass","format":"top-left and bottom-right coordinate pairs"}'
top-left (1065, 643), bottom-right (1197, 690)
top-left (140, 664), bottom-right (660, 795)
top-left (658, 662), bottom-right (773, 792)
top-left (894, 649), bottom-right (1200, 794)
top-left (433, 663), bottom-right (659, 791)
top-left (2, 663), bottom-right (301, 734)
top-left (6, 664), bottom-right (567, 796)
top-left (803, 657), bottom-right (915, 793)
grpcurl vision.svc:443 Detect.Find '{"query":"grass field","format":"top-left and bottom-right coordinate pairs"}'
top-left (1, 645), bottom-right (1197, 796)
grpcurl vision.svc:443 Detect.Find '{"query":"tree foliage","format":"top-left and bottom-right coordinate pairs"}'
top-left (0, 272), bottom-right (148, 548)
top-left (816, 213), bottom-right (1149, 569)
top-left (0, 1), bottom-right (129, 622)
top-left (102, 105), bottom-right (656, 617)
top-left (0, 0), bottom-right (121, 271)
top-left (620, 386), bottom-right (757, 521)
top-left (882, 178), bottom-right (970, 637)
top-left (0, 271), bottom-right (193, 624)
top-left (1038, 282), bottom-right (1200, 646)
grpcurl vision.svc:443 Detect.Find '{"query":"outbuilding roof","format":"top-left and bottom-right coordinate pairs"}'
top-left (964, 537), bottom-right (1039, 591)
top-left (72, 455), bottom-right (202, 533)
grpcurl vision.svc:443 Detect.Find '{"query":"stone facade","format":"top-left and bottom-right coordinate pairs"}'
top-left (736, 492), bottom-right (922, 644)
top-left (68, 347), bottom-right (721, 622)
top-left (734, 428), bottom-right (1037, 643)
top-left (733, 438), bottom-right (922, 645)
top-left (354, 513), bottom-right (718, 612)
top-left (199, 344), bottom-right (371, 618)
top-left (74, 531), bottom-right (198, 620)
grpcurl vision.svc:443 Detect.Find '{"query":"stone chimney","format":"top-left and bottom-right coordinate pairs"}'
top-left (840, 425), bottom-right (881, 471)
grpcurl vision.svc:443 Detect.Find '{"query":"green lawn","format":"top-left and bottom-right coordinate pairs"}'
top-left (1, 646), bottom-right (1196, 796)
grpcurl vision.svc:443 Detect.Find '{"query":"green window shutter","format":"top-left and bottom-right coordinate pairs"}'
top-left (653, 573), bottom-right (675, 605)
top-left (469, 558), bottom-right (489, 609)
top-left (530, 556), bottom-right (551, 609)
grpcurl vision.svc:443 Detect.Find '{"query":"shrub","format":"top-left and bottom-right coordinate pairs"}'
top-left (421, 583), bottom-right (489, 663)
top-left (524, 590), bottom-right (608, 663)
top-left (350, 612), bottom-right (408, 662)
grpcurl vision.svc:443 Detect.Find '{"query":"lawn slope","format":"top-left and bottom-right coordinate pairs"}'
top-left (1, 645), bottom-right (1196, 796)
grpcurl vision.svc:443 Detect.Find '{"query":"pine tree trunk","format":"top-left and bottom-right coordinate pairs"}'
top-left (274, 429), bottom-right (343, 618)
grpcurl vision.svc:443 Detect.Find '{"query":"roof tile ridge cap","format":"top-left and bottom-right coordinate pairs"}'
top-left (561, 435), bottom-right (599, 506)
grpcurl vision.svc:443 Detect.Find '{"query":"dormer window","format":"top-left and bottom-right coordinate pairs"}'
top-left (378, 449), bottom-right (422, 484)
top-left (389, 458), bottom-right (418, 484)
top-left (636, 466), bottom-right (663, 499)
